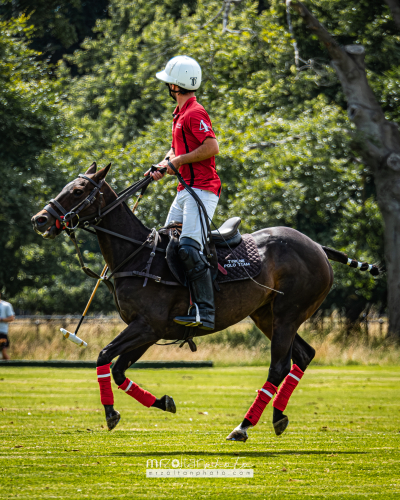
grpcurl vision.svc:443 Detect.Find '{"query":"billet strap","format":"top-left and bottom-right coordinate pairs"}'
top-left (111, 270), bottom-right (180, 286)
top-left (143, 230), bottom-right (159, 287)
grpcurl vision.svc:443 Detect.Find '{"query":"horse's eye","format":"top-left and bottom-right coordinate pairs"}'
top-left (74, 189), bottom-right (84, 197)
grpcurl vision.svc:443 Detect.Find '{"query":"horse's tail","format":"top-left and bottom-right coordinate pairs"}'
top-left (321, 246), bottom-right (381, 277)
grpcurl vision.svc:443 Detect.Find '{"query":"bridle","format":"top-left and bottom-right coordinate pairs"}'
top-left (43, 174), bottom-right (105, 231)
top-left (39, 168), bottom-right (170, 288)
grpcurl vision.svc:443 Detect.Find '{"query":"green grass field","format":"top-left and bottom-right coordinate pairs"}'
top-left (1, 366), bottom-right (399, 499)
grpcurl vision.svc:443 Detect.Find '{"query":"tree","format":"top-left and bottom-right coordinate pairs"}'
top-left (286, 0), bottom-right (400, 337)
top-left (0, 0), bottom-right (110, 65)
top-left (4, 0), bottom-right (387, 321)
top-left (0, 16), bottom-right (66, 300)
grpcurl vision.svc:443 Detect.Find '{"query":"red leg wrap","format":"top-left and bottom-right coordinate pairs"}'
top-left (273, 364), bottom-right (304, 412)
top-left (118, 378), bottom-right (156, 408)
top-left (97, 363), bottom-right (114, 405)
top-left (245, 381), bottom-right (277, 426)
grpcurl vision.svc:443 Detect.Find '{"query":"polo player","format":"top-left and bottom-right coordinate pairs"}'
top-left (148, 55), bottom-right (221, 331)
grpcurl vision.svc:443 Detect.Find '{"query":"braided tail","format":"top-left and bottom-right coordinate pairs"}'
top-left (322, 246), bottom-right (381, 277)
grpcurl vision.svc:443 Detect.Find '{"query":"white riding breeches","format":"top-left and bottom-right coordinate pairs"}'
top-left (165, 188), bottom-right (219, 250)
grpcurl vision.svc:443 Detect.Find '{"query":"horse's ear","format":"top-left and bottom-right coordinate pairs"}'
top-left (85, 162), bottom-right (97, 175)
top-left (93, 163), bottom-right (112, 182)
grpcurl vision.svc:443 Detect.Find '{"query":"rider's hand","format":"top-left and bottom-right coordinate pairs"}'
top-left (144, 157), bottom-right (182, 180)
top-left (164, 156), bottom-right (182, 175)
top-left (144, 165), bottom-right (166, 181)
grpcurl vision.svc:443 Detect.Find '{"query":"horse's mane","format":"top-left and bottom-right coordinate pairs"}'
top-left (104, 179), bottom-right (168, 245)
top-left (121, 201), bottom-right (152, 233)
top-left (104, 179), bottom-right (152, 234)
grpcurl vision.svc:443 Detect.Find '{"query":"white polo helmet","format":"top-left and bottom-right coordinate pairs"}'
top-left (156, 55), bottom-right (201, 91)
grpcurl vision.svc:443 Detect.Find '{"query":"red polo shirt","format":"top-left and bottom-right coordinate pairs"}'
top-left (171, 97), bottom-right (221, 197)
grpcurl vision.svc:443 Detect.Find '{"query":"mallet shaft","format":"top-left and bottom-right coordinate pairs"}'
top-left (74, 263), bottom-right (108, 335)
top-left (82, 264), bottom-right (108, 317)
top-left (131, 194), bottom-right (143, 213)
top-left (75, 190), bottom-right (144, 332)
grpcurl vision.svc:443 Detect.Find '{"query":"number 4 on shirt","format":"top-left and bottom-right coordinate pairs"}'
top-left (199, 120), bottom-right (209, 132)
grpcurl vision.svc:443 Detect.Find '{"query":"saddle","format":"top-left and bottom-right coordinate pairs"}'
top-left (162, 217), bottom-right (248, 287)
top-left (111, 217), bottom-right (261, 289)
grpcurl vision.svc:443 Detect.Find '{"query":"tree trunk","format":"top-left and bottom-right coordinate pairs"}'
top-left (379, 183), bottom-right (400, 337)
top-left (291, 1), bottom-right (400, 338)
top-left (384, 0), bottom-right (400, 31)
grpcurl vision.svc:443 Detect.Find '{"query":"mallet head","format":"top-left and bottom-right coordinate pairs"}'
top-left (60, 328), bottom-right (87, 348)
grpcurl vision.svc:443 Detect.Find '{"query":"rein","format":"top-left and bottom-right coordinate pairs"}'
top-left (165, 158), bottom-right (212, 259)
top-left (41, 168), bottom-right (173, 292)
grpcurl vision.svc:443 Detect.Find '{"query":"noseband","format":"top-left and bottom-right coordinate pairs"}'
top-left (43, 174), bottom-right (105, 230)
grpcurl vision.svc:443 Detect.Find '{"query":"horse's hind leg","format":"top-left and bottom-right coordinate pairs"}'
top-left (270, 333), bottom-right (316, 436)
top-left (228, 302), bottom-right (304, 441)
top-left (292, 333), bottom-right (316, 372)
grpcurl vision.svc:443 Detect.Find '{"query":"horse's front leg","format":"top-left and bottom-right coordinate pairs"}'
top-left (95, 317), bottom-right (176, 431)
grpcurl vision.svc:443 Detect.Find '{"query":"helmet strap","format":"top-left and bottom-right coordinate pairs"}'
top-left (166, 84), bottom-right (195, 102)
top-left (167, 84), bottom-right (178, 102)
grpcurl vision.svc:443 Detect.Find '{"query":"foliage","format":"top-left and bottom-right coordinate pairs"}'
top-left (0, 0), bottom-right (110, 65)
top-left (1, 0), bottom-right (394, 317)
top-left (0, 17), bottom-right (68, 300)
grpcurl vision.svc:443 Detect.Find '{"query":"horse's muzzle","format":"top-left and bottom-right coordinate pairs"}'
top-left (31, 211), bottom-right (59, 239)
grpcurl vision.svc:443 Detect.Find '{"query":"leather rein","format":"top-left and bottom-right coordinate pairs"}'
top-left (40, 168), bottom-right (178, 291)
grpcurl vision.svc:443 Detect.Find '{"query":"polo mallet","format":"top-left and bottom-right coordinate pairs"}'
top-left (61, 263), bottom-right (108, 347)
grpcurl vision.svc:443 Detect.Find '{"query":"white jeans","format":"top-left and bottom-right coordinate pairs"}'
top-left (165, 188), bottom-right (219, 249)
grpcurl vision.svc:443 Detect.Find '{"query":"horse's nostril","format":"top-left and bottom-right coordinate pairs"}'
top-left (36, 216), bottom-right (48, 226)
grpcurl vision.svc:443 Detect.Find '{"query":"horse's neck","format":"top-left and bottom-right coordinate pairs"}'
top-left (95, 185), bottom-right (151, 271)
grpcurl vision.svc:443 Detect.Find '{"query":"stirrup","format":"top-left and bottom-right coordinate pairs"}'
top-left (174, 303), bottom-right (202, 327)
top-left (186, 303), bottom-right (201, 327)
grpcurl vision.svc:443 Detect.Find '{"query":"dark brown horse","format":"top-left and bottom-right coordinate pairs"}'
top-left (31, 163), bottom-right (380, 441)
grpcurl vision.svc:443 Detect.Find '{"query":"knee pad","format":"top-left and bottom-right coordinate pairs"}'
top-left (178, 237), bottom-right (208, 278)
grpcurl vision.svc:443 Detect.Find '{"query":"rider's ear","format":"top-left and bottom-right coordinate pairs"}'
top-left (93, 163), bottom-right (112, 182)
top-left (85, 162), bottom-right (97, 175)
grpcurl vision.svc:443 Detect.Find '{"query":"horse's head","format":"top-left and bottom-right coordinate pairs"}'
top-left (31, 162), bottom-right (111, 239)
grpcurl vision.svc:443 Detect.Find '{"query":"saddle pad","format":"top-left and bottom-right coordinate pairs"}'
top-left (217, 234), bottom-right (262, 283)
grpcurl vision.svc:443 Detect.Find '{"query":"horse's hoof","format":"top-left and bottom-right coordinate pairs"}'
top-left (226, 428), bottom-right (249, 442)
top-left (106, 410), bottom-right (121, 431)
top-left (165, 395), bottom-right (176, 414)
top-left (273, 416), bottom-right (289, 436)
